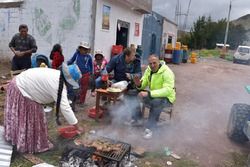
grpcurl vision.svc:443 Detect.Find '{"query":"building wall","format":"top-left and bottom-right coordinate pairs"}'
top-left (94, 0), bottom-right (143, 60)
top-left (162, 19), bottom-right (178, 49)
top-left (0, 0), bottom-right (93, 60)
top-left (141, 12), bottom-right (163, 64)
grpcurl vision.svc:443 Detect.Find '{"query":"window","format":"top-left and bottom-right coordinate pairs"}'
top-left (238, 47), bottom-right (250, 54)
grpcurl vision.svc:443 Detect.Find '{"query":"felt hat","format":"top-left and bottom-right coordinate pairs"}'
top-left (78, 41), bottom-right (90, 49)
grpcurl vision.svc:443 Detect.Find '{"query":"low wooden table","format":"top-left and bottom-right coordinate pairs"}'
top-left (95, 88), bottom-right (124, 120)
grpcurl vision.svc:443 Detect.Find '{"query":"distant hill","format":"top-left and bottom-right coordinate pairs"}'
top-left (232, 14), bottom-right (250, 45)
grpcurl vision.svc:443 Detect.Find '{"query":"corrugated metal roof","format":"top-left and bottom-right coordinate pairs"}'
top-left (0, 126), bottom-right (13, 167)
top-left (0, 0), bottom-right (23, 8)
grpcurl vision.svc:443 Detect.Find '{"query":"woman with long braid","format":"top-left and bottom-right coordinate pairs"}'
top-left (4, 63), bottom-right (82, 153)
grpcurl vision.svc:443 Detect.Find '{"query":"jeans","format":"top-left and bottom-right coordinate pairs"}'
top-left (123, 89), bottom-right (142, 120)
top-left (95, 76), bottom-right (103, 89)
top-left (133, 96), bottom-right (172, 129)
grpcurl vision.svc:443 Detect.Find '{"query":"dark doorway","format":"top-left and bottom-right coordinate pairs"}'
top-left (116, 20), bottom-right (129, 48)
top-left (168, 36), bottom-right (172, 44)
top-left (150, 33), bottom-right (157, 54)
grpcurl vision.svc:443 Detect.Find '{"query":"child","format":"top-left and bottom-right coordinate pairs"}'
top-left (91, 50), bottom-right (108, 96)
top-left (50, 44), bottom-right (64, 69)
top-left (68, 41), bottom-right (93, 104)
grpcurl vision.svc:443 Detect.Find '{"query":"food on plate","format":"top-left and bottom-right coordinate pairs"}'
top-left (107, 87), bottom-right (122, 93)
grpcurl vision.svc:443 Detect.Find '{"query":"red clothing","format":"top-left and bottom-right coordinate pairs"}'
top-left (93, 58), bottom-right (108, 77)
top-left (80, 73), bottom-right (90, 104)
top-left (51, 51), bottom-right (64, 69)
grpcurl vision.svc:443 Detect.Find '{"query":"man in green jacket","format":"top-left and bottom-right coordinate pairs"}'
top-left (133, 54), bottom-right (176, 139)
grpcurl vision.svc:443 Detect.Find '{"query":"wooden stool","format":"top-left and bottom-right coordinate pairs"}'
top-left (95, 89), bottom-right (124, 120)
top-left (141, 103), bottom-right (173, 119)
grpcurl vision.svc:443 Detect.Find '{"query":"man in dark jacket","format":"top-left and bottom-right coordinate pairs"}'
top-left (9, 24), bottom-right (37, 70)
top-left (105, 48), bottom-right (142, 89)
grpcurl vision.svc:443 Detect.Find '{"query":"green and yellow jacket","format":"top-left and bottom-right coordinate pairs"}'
top-left (138, 63), bottom-right (176, 103)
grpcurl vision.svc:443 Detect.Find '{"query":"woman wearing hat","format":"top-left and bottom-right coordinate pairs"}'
top-left (90, 50), bottom-right (108, 96)
top-left (68, 41), bottom-right (93, 104)
top-left (4, 64), bottom-right (82, 153)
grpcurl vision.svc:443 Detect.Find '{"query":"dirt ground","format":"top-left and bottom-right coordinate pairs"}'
top-left (87, 57), bottom-right (250, 167)
top-left (1, 57), bottom-right (250, 166)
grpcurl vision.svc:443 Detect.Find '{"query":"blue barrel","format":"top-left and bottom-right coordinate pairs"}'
top-left (172, 50), bottom-right (182, 64)
top-left (182, 50), bottom-right (189, 63)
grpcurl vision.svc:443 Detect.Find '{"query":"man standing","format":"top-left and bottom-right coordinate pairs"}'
top-left (133, 54), bottom-right (176, 139)
top-left (9, 24), bottom-right (37, 70)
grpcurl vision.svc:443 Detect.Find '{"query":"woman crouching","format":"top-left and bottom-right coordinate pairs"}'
top-left (4, 63), bottom-right (82, 153)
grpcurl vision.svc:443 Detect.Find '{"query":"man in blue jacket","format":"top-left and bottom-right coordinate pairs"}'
top-left (102, 47), bottom-right (142, 89)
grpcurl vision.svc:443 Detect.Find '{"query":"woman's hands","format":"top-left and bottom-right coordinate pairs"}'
top-left (73, 124), bottom-right (84, 133)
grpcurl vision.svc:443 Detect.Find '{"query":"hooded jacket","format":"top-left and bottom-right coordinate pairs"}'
top-left (138, 63), bottom-right (176, 103)
top-left (106, 53), bottom-right (142, 82)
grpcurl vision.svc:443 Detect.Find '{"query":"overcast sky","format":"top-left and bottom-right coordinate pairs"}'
top-left (153, 0), bottom-right (250, 30)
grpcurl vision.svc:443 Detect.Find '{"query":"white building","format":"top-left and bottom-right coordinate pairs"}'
top-left (162, 17), bottom-right (178, 51)
top-left (0, 0), bottom-right (151, 61)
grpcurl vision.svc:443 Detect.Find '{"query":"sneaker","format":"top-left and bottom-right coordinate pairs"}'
top-left (124, 119), bottom-right (136, 126)
top-left (143, 128), bottom-right (153, 139)
top-left (124, 119), bottom-right (143, 126)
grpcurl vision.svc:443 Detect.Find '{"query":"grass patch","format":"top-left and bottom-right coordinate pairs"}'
top-left (36, 149), bottom-right (62, 166)
top-left (197, 49), bottom-right (234, 62)
top-left (136, 150), bottom-right (199, 167)
top-left (224, 53), bottom-right (234, 61)
top-left (217, 152), bottom-right (248, 167)
top-left (198, 49), bottom-right (220, 57)
top-left (10, 155), bottom-right (33, 167)
top-left (175, 158), bottom-right (199, 167)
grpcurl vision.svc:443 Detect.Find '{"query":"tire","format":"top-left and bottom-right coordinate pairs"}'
top-left (227, 103), bottom-right (250, 143)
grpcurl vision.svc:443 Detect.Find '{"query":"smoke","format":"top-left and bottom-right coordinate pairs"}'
top-left (93, 95), bottom-right (145, 143)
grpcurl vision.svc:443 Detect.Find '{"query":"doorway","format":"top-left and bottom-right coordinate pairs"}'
top-left (116, 20), bottom-right (130, 48)
top-left (150, 33), bottom-right (157, 54)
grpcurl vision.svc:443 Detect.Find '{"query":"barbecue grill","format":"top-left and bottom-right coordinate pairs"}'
top-left (93, 137), bottom-right (131, 167)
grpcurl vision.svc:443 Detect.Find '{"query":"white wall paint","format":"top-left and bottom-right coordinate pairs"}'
top-left (0, 0), bottom-right (93, 60)
top-left (94, 0), bottom-right (143, 60)
top-left (162, 19), bottom-right (178, 48)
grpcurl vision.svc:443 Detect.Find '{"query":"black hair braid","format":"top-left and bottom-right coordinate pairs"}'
top-left (56, 71), bottom-right (65, 125)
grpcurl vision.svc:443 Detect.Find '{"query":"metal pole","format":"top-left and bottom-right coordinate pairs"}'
top-left (224, 0), bottom-right (232, 47)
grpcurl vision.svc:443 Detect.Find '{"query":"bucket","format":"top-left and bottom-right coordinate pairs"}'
top-left (175, 42), bottom-right (181, 50)
top-left (164, 49), bottom-right (173, 63)
top-left (191, 52), bottom-right (197, 58)
top-left (88, 107), bottom-right (103, 119)
top-left (166, 44), bottom-right (173, 50)
top-left (172, 50), bottom-right (182, 64)
top-left (58, 126), bottom-right (79, 139)
top-left (182, 50), bottom-right (189, 63)
top-left (191, 57), bottom-right (197, 64)
top-left (111, 45), bottom-right (123, 57)
top-left (164, 53), bottom-right (172, 63)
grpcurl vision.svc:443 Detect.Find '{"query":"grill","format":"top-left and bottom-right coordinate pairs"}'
top-left (93, 137), bottom-right (131, 167)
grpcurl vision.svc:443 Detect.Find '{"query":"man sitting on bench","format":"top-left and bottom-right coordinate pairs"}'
top-left (133, 54), bottom-right (176, 139)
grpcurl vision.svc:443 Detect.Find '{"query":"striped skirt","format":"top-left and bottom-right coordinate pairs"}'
top-left (4, 78), bottom-right (52, 153)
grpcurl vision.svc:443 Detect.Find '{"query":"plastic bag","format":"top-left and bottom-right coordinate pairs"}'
top-left (111, 81), bottom-right (128, 91)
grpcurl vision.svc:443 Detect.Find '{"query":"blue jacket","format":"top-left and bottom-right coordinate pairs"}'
top-left (106, 53), bottom-right (142, 82)
top-left (67, 50), bottom-right (93, 74)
